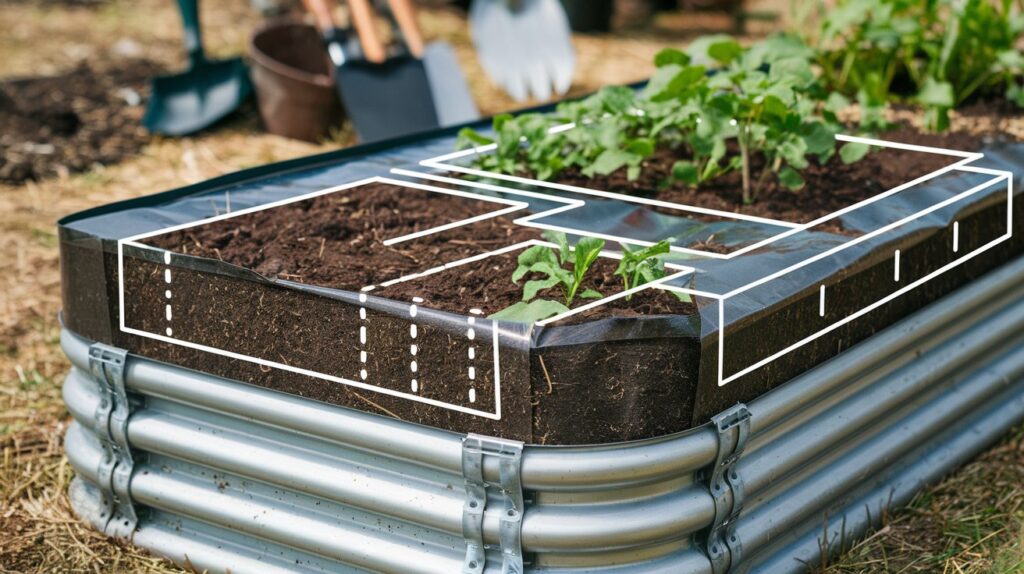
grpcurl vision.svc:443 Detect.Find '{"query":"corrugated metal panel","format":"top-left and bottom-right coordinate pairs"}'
top-left (64, 256), bottom-right (1024, 573)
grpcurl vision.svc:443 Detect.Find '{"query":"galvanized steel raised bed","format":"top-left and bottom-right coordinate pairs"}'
top-left (64, 253), bottom-right (1024, 573)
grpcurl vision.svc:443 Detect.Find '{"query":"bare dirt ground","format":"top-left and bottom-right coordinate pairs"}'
top-left (0, 0), bottom-right (1021, 572)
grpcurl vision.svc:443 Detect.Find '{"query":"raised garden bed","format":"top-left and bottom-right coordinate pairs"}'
top-left (59, 117), bottom-right (1021, 444)
top-left (57, 21), bottom-right (1024, 444)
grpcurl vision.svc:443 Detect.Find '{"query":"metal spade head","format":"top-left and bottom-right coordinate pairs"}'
top-left (143, 0), bottom-right (252, 136)
top-left (144, 57), bottom-right (252, 136)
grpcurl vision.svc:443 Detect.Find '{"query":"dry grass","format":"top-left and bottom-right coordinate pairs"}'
top-left (0, 0), bottom-right (1021, 572)
top-left (823, 426), bottom-right (1024, 574)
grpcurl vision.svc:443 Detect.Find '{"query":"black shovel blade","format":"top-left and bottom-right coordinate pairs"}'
top-left (144, 58), bottom-right (252, 136)
top-left (335, 57), bottom-right (440, 143)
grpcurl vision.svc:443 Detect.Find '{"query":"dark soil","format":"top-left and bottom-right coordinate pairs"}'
top-left (147, 182), bottom-right (694, 321)
top-left (551, 126), bottom-right (998, 225)
top-left (0, 60), bottom-right (161, 185)
top-left (147, 182), bottom-right (541, 291)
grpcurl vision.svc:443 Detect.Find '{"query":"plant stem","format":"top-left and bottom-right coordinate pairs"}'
top-left (739, 131), bottom-right (752, 204)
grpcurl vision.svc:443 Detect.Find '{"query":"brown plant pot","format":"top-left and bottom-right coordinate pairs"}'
top-left (249, 18), bottom-right (344, 143)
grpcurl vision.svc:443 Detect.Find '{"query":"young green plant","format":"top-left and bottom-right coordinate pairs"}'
top-left (614, 240), bottom-right (692, 303)
top-left (489, 233), bottom-right (606, 323)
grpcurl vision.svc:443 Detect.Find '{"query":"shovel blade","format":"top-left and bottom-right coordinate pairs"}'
top-left (144, 58), bottom-right (252, 136)
top-left (336, 57), bottom-right (440, 143)
top-left (422, 42), bottom-right (479, 127)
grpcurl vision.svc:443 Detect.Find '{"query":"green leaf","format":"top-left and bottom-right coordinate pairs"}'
top-left (542, 230), bottom-right (571, 264)
top-left (523, 277), bottom-right (561, 301)
top-left (917, 78), bottom-right (955, 107)
top-left (654, 48), bottom-right (691, 67)
top-left (589, 149), bottom-right (637, 176)
top-left (456, 128), bottom-right (493, 149)
top-left (824, 92), bottom-right (851, 115)
top-left (671, 161), bottom-right (699, 185)
top-left (839, 142), bottom-right (870, 164)
top-left (800, 122), bottom-right (835, 156)
top-left (488, 300), bottom-right (570, 324)
top-left (670, 290), bottom-right (693, 303)
top-left (573, 237), bottom-right (605, 275)
top-left (579, 289), bottom-right (604, 299)
top-left (708, 39), bottom-right (743, 65)
top-left (778, 166), bottom-right (806, 190)
top-left (768, 57), bottom-right (815, 86)
top-left (512, 245), bottom-right (558, 283)
top-left (625, 138), bottom-right (655, 157)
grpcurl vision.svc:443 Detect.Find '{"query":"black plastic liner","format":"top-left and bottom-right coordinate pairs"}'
top-left (59, 123), bottom-right (1024, 445)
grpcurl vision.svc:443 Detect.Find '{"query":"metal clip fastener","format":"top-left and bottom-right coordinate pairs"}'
top-left (461, 434), bottom-right (525, 574)
top-left (705, 403), bottom-right (751, 574)
top-left (88, 342), bottom-right (138, 539)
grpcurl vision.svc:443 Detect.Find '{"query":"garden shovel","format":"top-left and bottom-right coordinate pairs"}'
top-left (384, 0), bottom-right (479, 127)
top-left (469, 0), bottom-right (576, 102)
top-left (143, 0), bottom-right (252, 136)
top-left (305, 0), bottom-right (439, 143)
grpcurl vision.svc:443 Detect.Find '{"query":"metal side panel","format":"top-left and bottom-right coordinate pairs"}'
top-left (61, 255), bottom-right (1024, 573)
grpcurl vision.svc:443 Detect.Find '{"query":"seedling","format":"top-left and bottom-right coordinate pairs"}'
top-left (489, 232), bottom-right (605, 323)
top-left (614, 240), bottom-right (692, 303)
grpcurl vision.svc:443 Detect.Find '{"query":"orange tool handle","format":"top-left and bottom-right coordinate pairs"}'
top-left (348, 0), bottom-right (388, 63)
top-left (301, 0), bottom-right (337, 33)
top-left (387, 0), bottom-right (425, 58)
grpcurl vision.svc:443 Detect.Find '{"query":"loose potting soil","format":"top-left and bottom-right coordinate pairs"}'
top-left (0, 61), bottom-right (161, 184)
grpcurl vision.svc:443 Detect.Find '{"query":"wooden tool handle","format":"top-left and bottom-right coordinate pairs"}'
top-left (302, 0), bottom-right (337, 34)
top-left (387, 0), bottom-right (425, 58)
top-left (347, 0), bottom-right (388, 63)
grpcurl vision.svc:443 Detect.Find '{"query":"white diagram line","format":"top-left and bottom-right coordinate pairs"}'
top-left (719, 230), bottom-right (1013, 386)
top-left (719, 174), bottom-right (1009, 300)
top-left (382, 203), bottom-right (526, 246)
top-left (122, 176), bottom-right (523, 245)
top-left (720, 154), bottom-right (981, 260)
top-left (115, 322), bottom-right (503, 419)
top-left (421, 156), bottom-right (801, 229)
top-left (834, 133), bottom-right (984, 159)
top-left (392, 168), bottom-right (737, 259)
top-left (414, 133), bottom-right (988, 262)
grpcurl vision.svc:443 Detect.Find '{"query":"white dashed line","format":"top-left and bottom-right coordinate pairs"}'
top-left (358, 292), bottom-right (368, 381)
top-left (410, 302), bottom-right (420, 392)
top-left (163, 251), bottom-right (173, 337)
top-left (467, 314), bottom-right (478, 402)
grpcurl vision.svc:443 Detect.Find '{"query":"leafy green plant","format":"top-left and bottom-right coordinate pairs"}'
top-left (798, 0), bottom-right (1024, 131)
top-left (918, 0), bottom-right (1024, 130)
top-left (691, 37), bottom-right (867, 203)
top-left (458, 33), bottom-right (875, 204)
top-left (489, 233), bottom-right (605, 323)
top-left (456, 86), bottom-right (661, 182)
top-left (614, 240), bottom-right (692, 303)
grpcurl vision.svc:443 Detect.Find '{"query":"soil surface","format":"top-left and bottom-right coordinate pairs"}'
top-left (551, 126), bottom-right (1000, 225)
top-left (147, 182), bottom-right (541, 289)
top-left (0, 60), bottom-right (161, 184)
top-left (146, 182), bottom-right (695, 321)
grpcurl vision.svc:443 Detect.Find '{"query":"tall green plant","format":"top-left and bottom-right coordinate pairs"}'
top-left (798, 0), bottom-right (1024, 131)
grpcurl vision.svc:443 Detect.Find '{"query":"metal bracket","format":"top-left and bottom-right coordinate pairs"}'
top-left (704, 403), bottom-right (751, 574)
top-left (88, 342), bottom-right (139, 539)
top-left (461, 433), bottom-right (525, 574)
